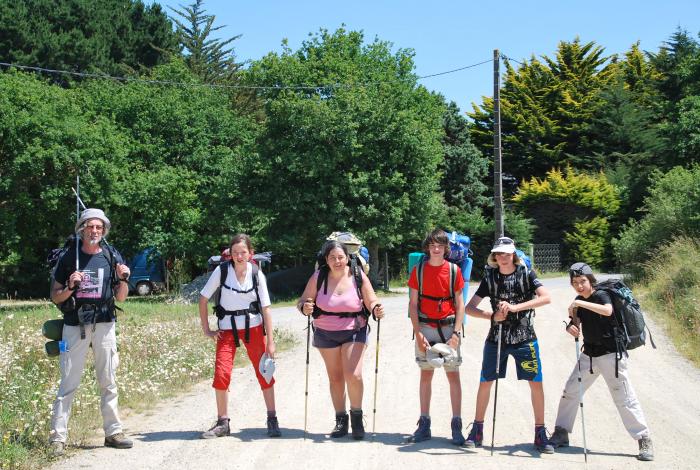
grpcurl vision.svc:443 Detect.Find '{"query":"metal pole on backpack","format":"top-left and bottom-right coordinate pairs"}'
top-left (491, 322), bottom-right (502, 456)
top-left (303, 307), bottom-right (311, 440)
top-left (372, 317), bottom-right (381, 435)
top-left (575, 336), bottom-right (588, 463)
top-left (75, 176), bottom-right (80, 278)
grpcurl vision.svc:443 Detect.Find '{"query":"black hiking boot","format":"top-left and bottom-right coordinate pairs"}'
top-left (330, 412), bottom-right (349, 438)
top-left (408, 416), bottom-right (431, 443)
top-left (637, 436), bottom-right (654, 461)
top-left (534, 425), bottom-right (554, 454)
top-left (549, 426), bottom-right (569, 448)
top-left (464, 421), bottom-right (483, 448)
top-left (451, 417), bottom-right (465, 446)
top-left (350, 409), bottom-right (365, 440)
top-left (266, 416), bottom-right (281, 437)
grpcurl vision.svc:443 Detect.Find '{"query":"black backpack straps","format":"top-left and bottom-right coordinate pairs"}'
top-left (316, 265), bottom-right (329, 295)
top-left (251, 264), bottom-right (266, 336)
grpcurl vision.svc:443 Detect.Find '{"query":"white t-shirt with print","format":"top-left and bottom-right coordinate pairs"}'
top-left (200, 262), bottom-right (271, 331)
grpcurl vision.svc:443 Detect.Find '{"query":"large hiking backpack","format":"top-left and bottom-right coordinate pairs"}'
top-left (408, 231), bottom-right (473, 336)
top-left (594, 279), bottom-right (656, 352)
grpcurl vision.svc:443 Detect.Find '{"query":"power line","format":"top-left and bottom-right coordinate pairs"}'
top-left (0, 58), bottom-right (493, 90)
top-left (499, 54), bottom-right (527, 66)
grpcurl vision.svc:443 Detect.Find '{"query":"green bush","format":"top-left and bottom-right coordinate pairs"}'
top-left (614, 165), bottom-right (700, 277)
top-left (563, 216), bottom-right (610, 267)
top-left (641, 236), bottom-right (700, 366)
top-left (513, 166), bottom-right (620, 268)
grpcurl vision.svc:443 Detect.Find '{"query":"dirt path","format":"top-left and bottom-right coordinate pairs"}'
top-left (50, 277), bottom-right (700, 469)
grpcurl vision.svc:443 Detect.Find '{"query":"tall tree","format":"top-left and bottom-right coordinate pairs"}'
top-left (244, 28), bottom-right (446, 266)
top-left (440, 100), bottom-right (490, 212)
top-left (469, 39), bottom-right (615, 186)
top-left (169, 0), bottom-right (241, 83)
top-left (0, 0), bottom-right (177, 80)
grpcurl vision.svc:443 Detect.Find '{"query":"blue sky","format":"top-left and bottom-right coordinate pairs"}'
top-left (153, 0), bottom-right (700, 114)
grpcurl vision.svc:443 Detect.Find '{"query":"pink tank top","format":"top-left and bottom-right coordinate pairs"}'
top-left (313, 272), bottom-right (367, 331)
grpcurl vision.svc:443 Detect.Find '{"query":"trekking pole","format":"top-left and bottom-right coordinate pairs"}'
top-left (575, 336), bottom-right (588, 463)
top-left (372, 316), bottom-right (381, 435)
top-left (490, 322), bottom-right (502, 456)
top-left (303, 300), bottom-right (312, 440)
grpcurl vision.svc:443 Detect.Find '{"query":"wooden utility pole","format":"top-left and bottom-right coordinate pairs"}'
top-left (493, 49), bottom-right (504, 239)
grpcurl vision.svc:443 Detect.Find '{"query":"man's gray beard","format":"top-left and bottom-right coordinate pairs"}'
top-left (89, 237), bottom-right (100, 246)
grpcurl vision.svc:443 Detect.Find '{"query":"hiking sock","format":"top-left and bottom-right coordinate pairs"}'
top-left (267, 410), bottom-right (276, 418)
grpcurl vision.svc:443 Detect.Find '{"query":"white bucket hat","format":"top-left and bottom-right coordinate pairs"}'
top-left (426, 343), bottom-right (457, 368)
top-left (258, 353), bottom-right (276, 384)
top-left (75, 208), bottom-right (111, 237)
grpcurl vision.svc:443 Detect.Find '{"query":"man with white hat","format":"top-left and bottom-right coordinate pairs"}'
top-left (48, 208), bottom-right (133, 456)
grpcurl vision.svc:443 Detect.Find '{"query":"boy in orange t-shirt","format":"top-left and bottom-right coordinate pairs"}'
top-left (407, 229), bottom-right (465, 445)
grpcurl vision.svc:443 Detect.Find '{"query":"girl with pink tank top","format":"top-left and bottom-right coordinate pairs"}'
top-left (297, 240), bottom-right (385, 441)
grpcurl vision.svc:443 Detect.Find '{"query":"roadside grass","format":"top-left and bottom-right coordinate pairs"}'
top-left (0, 301), bottom-right (296, 470)
top-left (637, 236), bottom-right (700, 367)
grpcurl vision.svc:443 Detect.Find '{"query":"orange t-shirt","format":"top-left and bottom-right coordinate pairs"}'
top-left (408, 260), bottom-right (464, 319)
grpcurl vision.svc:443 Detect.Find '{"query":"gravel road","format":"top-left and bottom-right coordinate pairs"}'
top-left (50, 277), bottom-right (700, 470)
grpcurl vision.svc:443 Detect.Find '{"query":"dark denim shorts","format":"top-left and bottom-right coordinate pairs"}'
top-left (313, 324), bottom-right (369, 348)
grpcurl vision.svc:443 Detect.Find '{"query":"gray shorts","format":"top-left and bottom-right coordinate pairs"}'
top-left (415, 325), bottom-right (463, 372)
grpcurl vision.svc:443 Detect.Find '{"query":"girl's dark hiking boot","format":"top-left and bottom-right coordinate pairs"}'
top-left (350, 409), bottom-right (365, 440)
top-left (330, 412), bottom-right (349, 438)
top-left (534, 426), bottom-right (555, 454)
top-left (408, 416), bottom-right (431, 443)
top-left (464, 421), bottom-right (483, 448)
top-left (266, 416), bottom-right (281, 437)
top-left (201, 418), bottom-right (230, 439)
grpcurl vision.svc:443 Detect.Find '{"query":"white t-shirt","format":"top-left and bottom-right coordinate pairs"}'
top-left (200, 262), bottom-right (271, 331)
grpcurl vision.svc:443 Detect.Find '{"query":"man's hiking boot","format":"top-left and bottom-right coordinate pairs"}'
top-left (464, 421), bottom-right (483, 448)
top-left (49, 441), bottom-right (65, 457)
top-left (266, 416), bottom-right (281, 437)
top-left (534, 426), bottom-right (554, 454)
top-left (451, 417), bottom-right (465, 446)
top-left (408, 416), bottom-right (431, 443)
top-left (201, 418), bottom-right (230, 439)
top-left (330, 412), bottom-right (349, 438)
top-left (350, 409), bottom-right (365, 440)
top-left (549, 426), bottom-right (569, 448)
top-left (104, 432), bottom-right (133, 449)
top-left (637, 436), bottom-right (654, 461)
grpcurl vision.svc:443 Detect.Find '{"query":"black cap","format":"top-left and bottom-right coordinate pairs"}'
top-left (569, 262), bottom-right (593, 278)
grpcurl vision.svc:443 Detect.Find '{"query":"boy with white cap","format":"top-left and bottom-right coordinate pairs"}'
top-left (464, 236), bottom-right (553, 453)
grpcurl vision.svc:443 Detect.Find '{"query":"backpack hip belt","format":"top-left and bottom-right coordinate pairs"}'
top-left (75, 299), bottom-right (117, 340)
top-left (214, 301), bottom-right (262, 346)
top-left (418, 313), bottom-right (456, 343)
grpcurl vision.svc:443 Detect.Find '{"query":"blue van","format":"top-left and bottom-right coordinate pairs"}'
top-left (127, 248), bottom-right (166, 296)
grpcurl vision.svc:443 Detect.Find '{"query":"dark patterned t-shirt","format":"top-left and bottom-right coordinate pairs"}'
top-left (475, 267), bottom-right (543, 345)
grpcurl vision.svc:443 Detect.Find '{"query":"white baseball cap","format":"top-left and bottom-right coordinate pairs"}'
top-left (258, 353), bottom-right (275, 384)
